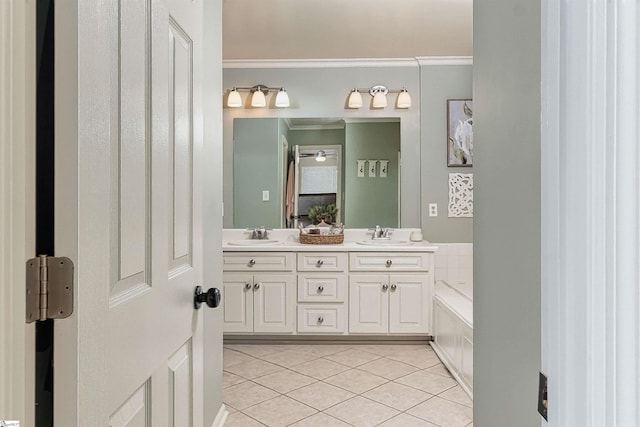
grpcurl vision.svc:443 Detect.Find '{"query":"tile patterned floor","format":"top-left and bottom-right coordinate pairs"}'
top-left (223, 343), bottom-right (473, 427)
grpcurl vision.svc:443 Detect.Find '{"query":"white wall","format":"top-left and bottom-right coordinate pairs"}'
top-left (473, 0), bottom-right (542, 426)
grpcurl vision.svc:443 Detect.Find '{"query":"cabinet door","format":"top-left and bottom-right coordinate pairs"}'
top-left (222, 273), bottom-right (253, 333)
top-left (254, 274), bottom-right (296, 333)
top-left (349, 274), bottom-right (389, 333)
top-left (389, 274), bottom-right (429, 334)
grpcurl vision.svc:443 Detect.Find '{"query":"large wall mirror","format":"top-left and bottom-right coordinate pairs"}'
top-left (231, 117), bottom-right (401, 229)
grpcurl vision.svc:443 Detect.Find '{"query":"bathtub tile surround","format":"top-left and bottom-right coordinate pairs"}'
top-left (433, 243), bottom-right (473, 285)
top-left (223, 343), bottom-right (473, 427)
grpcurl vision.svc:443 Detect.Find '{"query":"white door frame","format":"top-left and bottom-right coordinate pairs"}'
top-left (541, 1), bottom-right (640, 425)
top-left (0, 1), bottom-right (36, 425)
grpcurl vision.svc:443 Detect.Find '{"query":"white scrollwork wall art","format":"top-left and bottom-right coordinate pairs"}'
top-left (448, 173), bottom-right (473, 217)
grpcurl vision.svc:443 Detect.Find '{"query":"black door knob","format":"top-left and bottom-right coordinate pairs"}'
top-left (194, 286), bottom-right (221, 309)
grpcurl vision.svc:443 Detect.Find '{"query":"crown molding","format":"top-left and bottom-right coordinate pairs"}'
top-left (415, 56), bottom-right (473, 65)
top-left (223, 58), bottom-right (420, 69)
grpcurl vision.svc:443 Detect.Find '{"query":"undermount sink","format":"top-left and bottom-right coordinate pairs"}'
top-left (226, 239), bottom-right (283, 246)
top-left (356, 240), bottom-right (411, 246)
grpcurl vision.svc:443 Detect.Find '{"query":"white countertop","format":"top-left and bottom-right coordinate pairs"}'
top-left (222, 228), bottom-right (438, 253)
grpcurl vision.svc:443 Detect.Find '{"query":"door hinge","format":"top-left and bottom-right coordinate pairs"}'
top-left (26, 255), bottom-right (74, 323)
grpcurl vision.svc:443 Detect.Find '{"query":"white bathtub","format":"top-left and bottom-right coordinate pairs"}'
top-left (431, 279), bottom-right (473, 398)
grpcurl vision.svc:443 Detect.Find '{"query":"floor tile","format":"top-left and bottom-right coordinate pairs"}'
top-left (386, 348), bottom-right (443, 369)
top-left (224, 411), bottom-right (266, 426)
top-left (357, 357), bottom-right (419, 380)
top-left (287, 412), bottom-right (352, 426)
top-left (223, 381), bottom-right (279, 410)
top-left (395, 370), bottom-right (458, 395)
top-left (363, 382), bottom-right (433, 411)
top-left (323, 348), bottom-right (382, 367)
top-left (223, 349), bottom-right (256, 369)
top-left (407, 396), bottom-right (473, 427)
top-left (357, 343), bottom-right (429, 356)
top-left (286, 381), bottom-right (356, 411)
top-left (225, 344), bottom-right (284, 358)
top-left (323, 369), bottom-right (389, 394)
top-left (439, 385), bottom-right (473, 407)
top-left (324, 396), bottom-right (400, 427)
top-left (426, 363), bottom-right (454, 378)
top-left (290, 358), bottom-right (351, 380)
top-left (243, 395), bottom-right (317, 427)
top-left (223, 371), bottom-right (246, 389)
top-left (252, 369), bottom-right (317, 394)
top-left (224, 359), bottom-right (284, 380)
top-left (259, 349), bottom-right (320, 367)
top-left (377, 413), bottom-right (440, 427)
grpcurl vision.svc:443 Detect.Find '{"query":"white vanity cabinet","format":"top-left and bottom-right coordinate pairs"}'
top-left (348, 253), bottom-right (433, 334)
top-left (222, 253), bottom-right (296, 334)
top-left (297, 252), bottom-right (348, 334)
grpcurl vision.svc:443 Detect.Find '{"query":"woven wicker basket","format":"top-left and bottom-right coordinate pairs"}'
top-left (299, 232), bottom-right (344, 245)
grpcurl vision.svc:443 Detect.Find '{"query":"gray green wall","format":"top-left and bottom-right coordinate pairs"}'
top-left (420, 64), bottom-right (473, 242)
top-left (288, 128), bottom-right (344, 148)
top-left (474, 0), bottom-right (541, 426)
top-left (344, 122), bottom-right (400, 228)
top-left (233, 118), bottom-right (282, 228)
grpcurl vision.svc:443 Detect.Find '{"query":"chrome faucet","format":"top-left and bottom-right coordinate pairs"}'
top-left (371, 225), bottom-right (391, 239)
top-left (249, 226), bottom-right (269, 240)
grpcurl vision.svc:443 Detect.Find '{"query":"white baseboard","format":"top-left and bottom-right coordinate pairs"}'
top-left (211, 404), bottom-right (229, 427)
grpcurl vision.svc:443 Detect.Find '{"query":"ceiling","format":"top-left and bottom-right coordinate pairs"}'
top-left (223, 0), bottom-right (473, 60)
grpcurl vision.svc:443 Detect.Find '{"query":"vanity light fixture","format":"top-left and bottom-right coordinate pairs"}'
top-left (347, 89), bottom-right (363, 108)
top-left (346, 85), bottom-right (412, 109)
top-left (315, 150), bottom-right (327, 162)
top-left (225, 85), bottom-right (290, 108)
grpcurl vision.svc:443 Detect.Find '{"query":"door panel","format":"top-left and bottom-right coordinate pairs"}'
top-left (389, 274), bottom-right (428, 333)
top-left (169, 19), bottom-right (193, 267)
top-left (222, 273), bottom-right (253, 333)
top-left (254, 274), bottom-right (295, 333)
top-left (54, 0), bottom-right (206, 425)
top-left (349, 274), bottom-right (388, 333)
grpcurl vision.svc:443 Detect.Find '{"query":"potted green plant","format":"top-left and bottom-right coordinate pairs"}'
top-left (306, 203), bottom-right (338, 225)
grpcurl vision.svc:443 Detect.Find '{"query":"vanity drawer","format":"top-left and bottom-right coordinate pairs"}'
top-left (297, 253), bottom-right (348, 272)
top-left (223, 253), bottom-right (295, 271)
top-left (297, 305), bottom-right (346, 334)
top-left (298, 274), bottom-right (347, 303)
top-left (349, 252), bottom-right (431, 272)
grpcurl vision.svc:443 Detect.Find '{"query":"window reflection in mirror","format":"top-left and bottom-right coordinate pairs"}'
top-left (231, 118), bottom-right (400, 229)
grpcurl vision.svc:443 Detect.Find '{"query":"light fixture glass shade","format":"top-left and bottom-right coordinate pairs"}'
top-left (396, 89), bottom-right (412, 109)
top-left (372, 91), bottom-right (387, 108)
top-left (275, 88), bottom-right (290, 107)
top-left (348, 90), bottom-right (363, 108)
top-left (227, 89), bottom-right (242, 108)
top-left (251, 89), bottom-right (267, 107)
top-left (315, 150), bottom-right (326, 162)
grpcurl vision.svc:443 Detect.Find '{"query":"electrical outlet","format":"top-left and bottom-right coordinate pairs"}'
top-left (429, 203), bottom-right (438, 217)
top-left (262, 190), bottom-right (269, 201)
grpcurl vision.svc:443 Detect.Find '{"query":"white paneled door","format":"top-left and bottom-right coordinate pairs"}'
top-left (53, 0), bottom-right (207, 425)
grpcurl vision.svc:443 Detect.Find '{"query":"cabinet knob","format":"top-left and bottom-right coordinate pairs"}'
top-left (316, 260), bottom-right (324, 267)
top-left (317, 285), bottom-right (324, 293)
top-left (385, 259), bottom-right (393, 267)
top-left (245, 282), bottom-right (252, 290)
top-left (248, 259), bottom-right (256, 267)
top-left (382, 283), bottom-right (389, 291)
top-left (318, 316), bottom-right (324, 323)
top-left (390, 283), bottom-right (397, 291)
top-left (254, 282), bottom-right (260, 290)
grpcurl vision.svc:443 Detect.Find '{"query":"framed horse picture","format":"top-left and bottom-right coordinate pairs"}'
top-left (447, 99), bottom-right (473, 167)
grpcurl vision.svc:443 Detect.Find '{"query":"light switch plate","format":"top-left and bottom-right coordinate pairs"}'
top-left (357, 160), bottom-right (366, 177)
top-left (262, 190), bottom-right (270, 201)
top-left (429, 203), bottom-right (438, 217)
top-left (379, 160), bottom-right (389, 178)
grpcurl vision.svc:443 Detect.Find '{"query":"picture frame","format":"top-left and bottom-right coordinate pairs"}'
top-left (447, 99), bottom-right (473, 167)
